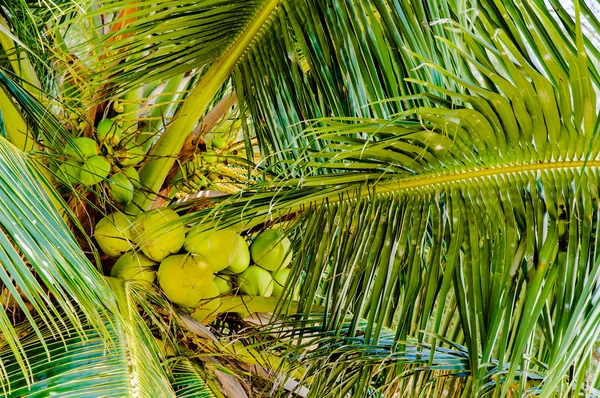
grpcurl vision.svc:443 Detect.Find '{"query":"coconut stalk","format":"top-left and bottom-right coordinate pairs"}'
top-left (133, 0), bottom-right (281, 213)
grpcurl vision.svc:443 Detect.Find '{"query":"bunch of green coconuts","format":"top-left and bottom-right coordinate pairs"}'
top-left (57, 117), bottom-right (145, 205)
top-left (94, 208), bottom-right (294, 322)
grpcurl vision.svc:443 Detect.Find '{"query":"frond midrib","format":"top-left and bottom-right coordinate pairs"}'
top-left (382, 159), bottom-right (596, 192)
top-left (280, 159), bottom-right (598, 214)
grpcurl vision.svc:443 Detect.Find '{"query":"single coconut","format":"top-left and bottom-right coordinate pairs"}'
top-left (122, 166), bottom-right (140, 187)
top-left (271, 268), bottom-right (291, 297)
top-left (211, 137), bottom-right (227, 150)
top-left (57, 161), bottom-right (82, 184)
top-left (184, 226), bottom-right (239, 272)
top-left (80, 156), bottom-right (111, 186)
top-left (240, 265), bottom-right (273, 297)
top-left (190, 281), bottom-right (221, 323)
top-left (214, 274), bottom-right (233, 294)
top-left (96, 118), bottom-right (122, 146)
top-left (65, 137), bottom-right (99, 161)
top-left (117, 140), bottom-right (145, 166)
top-left (157, 254), bottom-right (215, 307)
top-left (133, 208), bottom-right (185, 262)
top-left (203, 150), bottom-right (218, 165)
top-left (108, 172), bottom-right (134, 205)
top-left (227, 235), bottom-right (250, 274)
top-left (95, 212), bottom-right (134, 257)
top-left (111, 251), bottom-right (157, 284)
top-left (250, 230), bottom-right (293, 272)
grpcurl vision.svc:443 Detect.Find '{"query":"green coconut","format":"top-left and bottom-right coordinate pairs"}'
top-left (95, 212), bottom-right (134, 257)
top-left (184, 226), bottom-right (239, 272)
top-left (117, 140), bottom-right (145, 166)
top-left (65, 137), bottom-right (99, 161)
top-left (96, 118), bottom-right (122, 147)
top-left (133, 208), bottom-right (185, 262)
top-left (271, 268), bottom-right (291, 297)
top-left (122, 166), bottom-right (140, 186)
top-left (214, 274), bottom-right (233, 294)
top-left (80, 156), bottom-right (111, 186)
top-left (227, 235), bottom-right (250, 274)
top-left (57, 161), bottom-right (82, 184)
top-left (213, 119), bottom-right (241, 134)
top-left (240, 265), bottom-right (273, 297)
top-left (190, 281), bottom-right (221, 323)
top-left (250, 230), bottom-right (293, 272)
top-left (111, 251), bottom-right (157, 284)
top-left (203, 150), bottom-right (218, 165)
top-left (157, 254), bottom-right (215, 307)
top-left (211, 137), bottom-right (227, 150)
top-left (108, 172), bottom-right (134, 205)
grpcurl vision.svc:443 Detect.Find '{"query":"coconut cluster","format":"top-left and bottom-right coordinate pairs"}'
top-left (94, 209), bottom-right (295, 323)
top-left (57, 117), bottom-right (144, 206)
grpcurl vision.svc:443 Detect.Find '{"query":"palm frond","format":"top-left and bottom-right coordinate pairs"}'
top-left (233, 0), bottom-right (470, 175)
top-left (182, 1), bottom-right (600, 395)
top-left (0, 69), bottom-right (70, 149)
top-left (67, 1), bottom-right (272, 93)
top-left (0, 305), bottom-right (171, 397)
top-left (234, 0), bottom-right (600, 176)
top-left (0, 137), bottom-right (121, 386)
top-left (106, 278), bottom-right (175, 397)
top-left (167, 358), bottom-right (217, 398)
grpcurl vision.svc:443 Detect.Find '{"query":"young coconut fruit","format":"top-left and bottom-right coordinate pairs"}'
top-left (271, 268), bottom-right (291, 297)
top-left (202, 150), bottom-right (218, 165)
top-left (96, 118), bottom-right (122, 147)
top-left (57, 161), bottom-right (82, 184)
top-left (227, 235), bottom-right (250, 274)
top-left (211, 137), bottom-right (227, 150)
top-left (95, 212), bottom-right (134, 257)
top-left (117, 140), bottom-right (145, 166)
top-left (214, 274), bottom-right (233, 294)
top-left (157, 254), bottom-right (215, 307)
top-left (133, 208), bottom-right (185, 262)
top-left (108, 172), bottom-right (134, 205)
top-left (122, 166), bottom-right (140, 187)
top-left (240, 265), bottom-right (273, 297)
top-left (111, 251), bottom-right (157, 284)
top-left (191, 281), bottom-right (221, 323)
top-left (65, 137), bottom-right (99, 162)
top-left (184, 226), bottom-right (239, 272)
top-left (80, 156), bottom-right (111, 186)
top-left (250, 230), bottom-right (293, 272)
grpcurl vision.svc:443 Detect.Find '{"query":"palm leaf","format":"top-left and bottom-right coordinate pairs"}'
top-left (0, 281), bottom-right (172, 397)
top-left (0, 69), bottom-right (70, 149)
top-left (0, 137), bottom-right (124, 387)
top-left (29, 0), bottom-right (600, 396)
top-left (182, 0), bottom-right (600, 396)
top-left (68, 0), bottom-right (275, 93)
top-left (167, 358), bottom-right (217, 398)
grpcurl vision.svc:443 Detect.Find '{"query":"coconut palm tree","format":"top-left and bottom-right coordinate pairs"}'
top-left (0, 0), bottom-right (599, 397)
